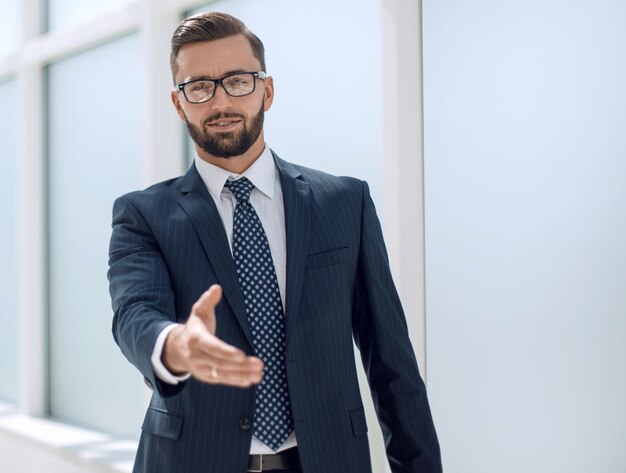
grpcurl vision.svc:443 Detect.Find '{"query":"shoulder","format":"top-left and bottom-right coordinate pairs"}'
top-left (114, 173), bottom-right (187, 210)
top-left (110, 173), bottom-right (192, 228)
top-left (275, 154), bottom-right (367, 198)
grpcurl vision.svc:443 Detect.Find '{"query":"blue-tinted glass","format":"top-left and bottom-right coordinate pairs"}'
top-left (0, 0), bottom-right (20, 56)
top-left (47, 0), bottom-right (133, 32)
top-left (0, 79), bottom-right (19, 403)
top-left (185, 1), bottom-right (384, 199)
top-left (47, 34), bottom-right (145, 437)
top-left (186, 4), bottom-right (386, 471)
top-left (424, 1), bottom-right (626, 471)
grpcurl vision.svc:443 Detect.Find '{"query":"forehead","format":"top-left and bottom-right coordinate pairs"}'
top-left (175, 34), bottom-right (261, 82)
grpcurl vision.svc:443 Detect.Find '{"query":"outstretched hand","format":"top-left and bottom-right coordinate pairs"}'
top-left (162, 285), bottom-right (264, 387)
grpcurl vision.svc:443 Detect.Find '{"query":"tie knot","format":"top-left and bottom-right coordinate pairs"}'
top-left (224, 177), bottom-right (255, 202)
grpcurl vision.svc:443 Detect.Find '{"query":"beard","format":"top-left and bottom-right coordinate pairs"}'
top-left (185, 102), bottom-right (265, 159)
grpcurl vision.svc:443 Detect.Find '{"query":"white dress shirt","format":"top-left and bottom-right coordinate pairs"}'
top-left (150, 145), bottom-right (296, 454)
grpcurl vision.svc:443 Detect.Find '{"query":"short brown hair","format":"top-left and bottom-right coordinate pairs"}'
top-left (170, 11), bottom-right (266, 83)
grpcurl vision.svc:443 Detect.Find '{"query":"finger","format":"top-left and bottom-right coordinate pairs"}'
top-left (195, 364), bottom-right (264, 387)
top-left (189, 351), bottom-right (263, 383)
top-left (190, 347), bottom-right (263, 377)
top-left (194, 355), bottom-right (264, 375)
top-left (195, 365), bottom-right (263, 384)
top-left (191, 285), bottom-right (222, 332)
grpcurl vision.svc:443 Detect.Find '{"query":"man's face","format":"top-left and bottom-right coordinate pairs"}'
top-left (171, 35), bottom-right (274, 163)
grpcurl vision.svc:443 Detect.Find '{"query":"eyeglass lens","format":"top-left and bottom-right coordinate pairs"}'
top-left (183, 73), bottom-right (256, 103)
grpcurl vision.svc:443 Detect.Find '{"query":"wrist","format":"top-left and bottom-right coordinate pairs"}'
top-left (162, 325), bottom-right (189, 375)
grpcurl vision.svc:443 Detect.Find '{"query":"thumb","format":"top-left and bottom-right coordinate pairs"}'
top-left (192, 284), bottom-right (222, 334)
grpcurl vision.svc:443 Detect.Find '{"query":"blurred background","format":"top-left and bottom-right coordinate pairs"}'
top-left (0, 0), bottom-right (624, 472)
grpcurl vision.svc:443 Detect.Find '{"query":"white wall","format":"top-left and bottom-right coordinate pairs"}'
top-left (423, 1), bottom-right (626, 472)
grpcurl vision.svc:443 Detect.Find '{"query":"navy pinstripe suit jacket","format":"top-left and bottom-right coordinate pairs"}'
top-left (108, 153), bottom-right (441, 473)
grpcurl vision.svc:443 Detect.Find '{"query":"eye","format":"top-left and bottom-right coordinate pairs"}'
top-left (190, 80), bottom-right (212, 91)
top-left (225, 75), bottom-right (251, 87)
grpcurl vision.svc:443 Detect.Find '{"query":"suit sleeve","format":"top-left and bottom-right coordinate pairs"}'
top-left (351, 181), bottom-right (442, 473)
top-left (108, 195), bottom-right (186, 397)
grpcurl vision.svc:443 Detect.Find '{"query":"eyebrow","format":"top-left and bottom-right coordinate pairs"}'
top-left (183, 69), bottom-right (254, 83)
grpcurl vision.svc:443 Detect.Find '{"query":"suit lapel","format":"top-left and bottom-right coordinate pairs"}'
top-left (178, 165), bottom-right (254, 347)
top-left (273, 153), bottom-right (311, 342)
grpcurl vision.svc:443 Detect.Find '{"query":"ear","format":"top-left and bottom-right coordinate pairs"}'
top-left (171, 89), bottom-right (187, 122)
top-left (262, 76), bottom-right (274, 112)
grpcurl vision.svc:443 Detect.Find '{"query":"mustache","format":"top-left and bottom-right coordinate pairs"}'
top-left (203, 113), bottom-right (245, 126)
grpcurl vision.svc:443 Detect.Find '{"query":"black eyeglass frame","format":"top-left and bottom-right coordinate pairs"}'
top-left (176, 71), bottom-right (267, 104)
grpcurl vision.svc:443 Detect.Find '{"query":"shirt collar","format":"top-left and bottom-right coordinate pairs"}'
top-left (194, 145), bottom-right (277, 201)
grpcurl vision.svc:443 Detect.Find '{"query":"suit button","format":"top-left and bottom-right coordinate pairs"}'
top-left (239, 417), bottom-right (252, 431)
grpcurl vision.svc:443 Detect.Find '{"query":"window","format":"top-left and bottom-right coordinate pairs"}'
top-left (0, 0), bottom-right (20, 56)
top-left (47, 34), bottom-right (145, 437)
top-left (47, 0), bottom-right (134, 32)
top-left (0, 79), bottom-right (19, 403)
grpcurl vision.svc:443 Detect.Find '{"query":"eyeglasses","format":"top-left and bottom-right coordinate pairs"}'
top-left (176, 71), bottom-right (267, 104)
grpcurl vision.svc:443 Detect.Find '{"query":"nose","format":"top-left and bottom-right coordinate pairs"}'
top-left (209, 83), bottom-right (233, 111)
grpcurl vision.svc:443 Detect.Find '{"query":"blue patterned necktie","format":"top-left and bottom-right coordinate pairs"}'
top-left (224, 177), bottom-right (294, 451)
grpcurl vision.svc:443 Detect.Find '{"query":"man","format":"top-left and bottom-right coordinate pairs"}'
top-left (108, 11), bottom-right (441, 473)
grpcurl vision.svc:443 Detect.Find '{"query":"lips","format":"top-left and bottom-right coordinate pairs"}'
top-left (205, 114), bottom-right (244, 130)
top-left (210, 119), bottom-right (240, 126)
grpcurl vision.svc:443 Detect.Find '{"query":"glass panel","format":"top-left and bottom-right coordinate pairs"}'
top-left (186, 133), bottom-right (195, 167)
top-left (47, 0), bottom-right (133, 32)
top-left (185, 1), bottom-right (384, 199)
top-left (186, 4), bottom-right (386, 471)
top-left (0, 0), bottom-right (20, 56)
top-left (0, 79), bottom-right (19, 403)
top-left (424, 0), bottom-right (626, 471)
top-left (47, 34), bottom-right (145, 437)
